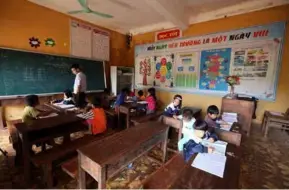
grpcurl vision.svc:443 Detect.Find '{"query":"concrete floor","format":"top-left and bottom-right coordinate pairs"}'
top-left (1, 124), bottom-right (289, 189)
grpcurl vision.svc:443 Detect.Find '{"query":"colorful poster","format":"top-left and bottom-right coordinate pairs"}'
top-left (135, 56), bottom-right (154, 86)
top-left (154, 55), bottom-right (174, 87)
top-left (199, 48), bottom-right (231, 91)
top-left (231, 41), bottom-right (278, 99)
top-left (174, 52), bottom-right (199, 88)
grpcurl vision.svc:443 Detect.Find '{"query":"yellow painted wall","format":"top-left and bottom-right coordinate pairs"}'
top-left (0, 0), bottom-right (128, 120)
top-left (129, 5), bottom-right (289, 122)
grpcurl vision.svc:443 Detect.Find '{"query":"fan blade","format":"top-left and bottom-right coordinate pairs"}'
top-left (68, 10), bottom-right (86, 14)
top-left (90, 11), bottom-right (113, 18)
top-left (78, 0), bottom-right (89, 9)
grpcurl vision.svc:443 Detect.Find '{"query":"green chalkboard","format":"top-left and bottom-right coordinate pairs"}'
top-left (0, 48), bottom-right (105, 96)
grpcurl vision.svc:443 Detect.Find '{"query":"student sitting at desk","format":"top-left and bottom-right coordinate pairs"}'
top-left (164, 94), bottom-right (182, 118)
top-left (137, 90), bottom-right (146, 101)
top-left (81, 97), bottom-right (107, 135)
top-left (182, 119), bottom-right (218, 162)
top-left (22, 94), bottom-right (53, 126)
top-left (114, 88), bottom-right (129, 112)
top-left (146, 88), bottom-right (157, 114)
top-left (204, 105), bottom-right (228, 128)
top-left (52, 89), bottom-right (74, 105)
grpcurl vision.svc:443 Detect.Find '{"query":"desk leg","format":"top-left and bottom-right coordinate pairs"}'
top-left (43, 163), bottom-right (53, 188)
top-left (126, 111), bottom-right (130, 129)
top-left (21, 132), bottom-right (31, 186)
top-left (98, 168), bottom-right (106, 189)
top-left (0, 105), bottom-right (4, 129)
top-left (161, 129), bottom-right (169, 163)
top-left (78, 155), bottom-right (86, 189)
top-left (264, 119), bottom-right (270, 138)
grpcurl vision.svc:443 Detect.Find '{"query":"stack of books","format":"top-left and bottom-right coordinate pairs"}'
top-left (217, 112), bottom-right (238, 131)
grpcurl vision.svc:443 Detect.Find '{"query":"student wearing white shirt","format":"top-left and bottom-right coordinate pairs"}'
top-left (71, 64), bottom-right (87, 108)
top-left (177, 109), bottom-right (200, 151)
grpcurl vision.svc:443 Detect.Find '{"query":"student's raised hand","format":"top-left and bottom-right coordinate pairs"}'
top-left (208, 137), bottom-right (215, 143)
top-left (208, 146), bottom-right (215, 154)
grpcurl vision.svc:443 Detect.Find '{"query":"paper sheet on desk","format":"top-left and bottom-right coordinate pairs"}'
top-left (201, 140), bottom-right (228, 155)
top-left (39, 113), bottom-right (58, 119)
top-left (53, 103), bottom-right (75, 109)
top-left (137, 101), bottom-right (147, 104)
top-left (192, 153), bottom-right (227, 178)
top-left (269, 111), bottom-right (284, 117)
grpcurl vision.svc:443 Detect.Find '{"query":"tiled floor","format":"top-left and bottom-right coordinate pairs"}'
top-left (1, 124), bottom-right (289, 189)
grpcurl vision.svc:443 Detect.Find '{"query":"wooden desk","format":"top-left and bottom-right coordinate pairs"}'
top-left (77, 121), bottom-right (169, 189)
top-left (215, 122), bottom-right (242, 146)
top-left (261, 111), bottom-right (289, 137)
top-left (143, 144), bottom-right (241, 189)
top-left (221, 96), bottom-right (254, 136)
top-left (14, 114), bottom-right (87, 186)
top-left (119, 102), bottom-right (147, 129)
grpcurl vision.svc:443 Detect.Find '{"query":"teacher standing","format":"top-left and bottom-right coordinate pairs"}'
top-left (71, 64), bottom-right (87, 108)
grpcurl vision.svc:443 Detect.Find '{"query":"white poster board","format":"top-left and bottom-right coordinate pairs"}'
top-left (70, 20), bottom-right (110, 61)
top-left (92, 29), bottom-right (110, 61)
top-left (70, 20), bottom-right (92, 59)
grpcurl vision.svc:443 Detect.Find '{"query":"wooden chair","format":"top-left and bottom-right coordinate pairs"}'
top-left (261, 108), bottom-right (289, 137)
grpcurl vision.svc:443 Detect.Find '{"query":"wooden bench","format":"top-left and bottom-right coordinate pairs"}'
top-left (31, 129), bottom-right (116, 187)
top-left (130, 110), bottom-right (163, 126)
top-left (77, 121), bottom-right (169, 189)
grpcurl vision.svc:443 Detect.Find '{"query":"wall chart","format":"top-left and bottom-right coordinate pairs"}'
top-left (134, 22), bottom-right (285, 101)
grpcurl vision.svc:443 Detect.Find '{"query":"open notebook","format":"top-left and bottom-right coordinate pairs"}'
top-left (191, 140), bottom-right (228, 178)
top-left (53, 103), bottom-right (75, 109)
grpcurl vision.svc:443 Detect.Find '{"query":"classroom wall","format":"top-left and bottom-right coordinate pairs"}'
top-left (0, 0), bottom-right (128, 120)
top-left (128, 5), bottom-right (289, 122)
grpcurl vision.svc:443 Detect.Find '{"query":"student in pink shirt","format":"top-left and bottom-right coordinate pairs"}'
top-left (146, 88), bottom-right (157, 114)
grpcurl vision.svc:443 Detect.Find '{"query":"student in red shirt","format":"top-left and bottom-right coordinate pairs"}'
top-left (146, 88), bottom-right (157, 114)
top-left (82, 97), bottom-right (107, 135)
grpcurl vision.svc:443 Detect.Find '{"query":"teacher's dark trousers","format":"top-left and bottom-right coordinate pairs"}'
top-left (74, 92), bottom-right (86, 108)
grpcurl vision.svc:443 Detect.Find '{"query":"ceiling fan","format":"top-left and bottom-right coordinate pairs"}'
top-left (68, 0), bottom-right (113, 18)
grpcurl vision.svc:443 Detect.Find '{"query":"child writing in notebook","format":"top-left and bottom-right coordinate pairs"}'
top-left (81, 97), bottom-right (107, 135)
top-left (146, 88), bottom-right (157, 114)
top-left (22, 94), bottom-right (53, 126)
top-left (51, 89), bottom-right (74, 105)
top-left (164, 94), bottom-right (182, 118)
top-left (204, 105), bottom-right (228, 128)
top-left (182, 119), bottom-right (218, 162)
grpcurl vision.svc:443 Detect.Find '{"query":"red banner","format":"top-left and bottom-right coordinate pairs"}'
top-left (156, 28), bottom-right (182, 41)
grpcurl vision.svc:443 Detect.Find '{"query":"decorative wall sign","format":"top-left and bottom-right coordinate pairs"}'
top-left (29, 37), bottom-right (41, 48)
top-left (155, 28), bottom-right (182, 42)
top-left (45, 38), bottom-right (56, 47)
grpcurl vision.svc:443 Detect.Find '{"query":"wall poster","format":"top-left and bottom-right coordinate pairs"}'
top-left (134, 22), bottom-right (285, 101)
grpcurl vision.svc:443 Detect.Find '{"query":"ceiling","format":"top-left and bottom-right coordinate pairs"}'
top-left (28, 0), bottom-right (289, 35)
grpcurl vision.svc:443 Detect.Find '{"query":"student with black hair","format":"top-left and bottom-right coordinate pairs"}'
top-left (71, 64), bottom-right (87, 108)
top-left (182, 119), bottom-right (218, 162)
top-left (22, 95), bottom-right (53, 125)
top-left (52, 89), bottom-right (74, 105)
top-left (146, 88), bottom-right (157, 114)
top-left (81, 97), bottom-right (107, 135)
top-left (114, 87), bottom-right (129, 112)
top-left (163, 94), bottom-right (182, 117)
top-left (204, 105), bottom-right (220, 128)
top-left (137, 90), bottom-right (145, 101)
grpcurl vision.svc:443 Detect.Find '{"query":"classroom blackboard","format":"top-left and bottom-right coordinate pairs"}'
top-left (0, 48), bottom-right (106, 96)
